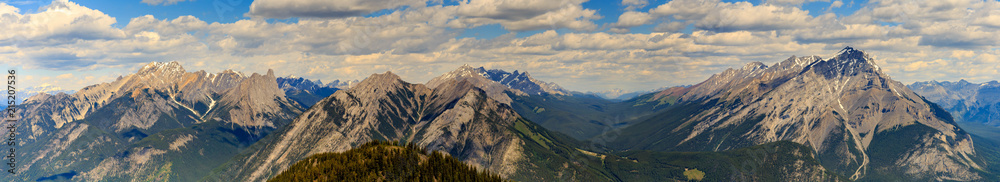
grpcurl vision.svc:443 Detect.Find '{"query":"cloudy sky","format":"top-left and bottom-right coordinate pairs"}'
top-left (2, 0), bottom-right (1000, 93)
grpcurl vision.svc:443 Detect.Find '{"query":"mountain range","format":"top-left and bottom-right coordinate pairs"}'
top-left (206, 65), bottom-right (841, 181)
top-left (910, 80), bottom-right (1000, 127)
top-left (608, 47), bottom-right (986, 181)
top-left (9, 47), bottom-right (1000, 181)
top-left (208, 70), bottom-right (613, 181)
top-left (6, 62), bottom-right (304, 181)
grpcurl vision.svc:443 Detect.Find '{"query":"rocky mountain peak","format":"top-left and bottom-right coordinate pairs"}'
top-left (836, 46), bottom-right (863, 57)
top-left (364, 71), bottom-right (402, 84)
top-left (138, 61), bottom-right (185, 76)
top-left (214, 68), bottom-right (299, 128)
top-left (439, 65), bottom-right (487, 81)
top-left (326, 79), bottom-right (359, 89)
top-left (633, 47), bottom-right (982, 180)
top-left (350, 71), bottom-right (406, 95)
top-left (742, 61), bottom-right (768, 71)
top-left (807, 46), bottom-right (881, 79)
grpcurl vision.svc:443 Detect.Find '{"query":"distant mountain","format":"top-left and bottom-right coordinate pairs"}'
top-left (608, 47), bottom-right (984, 181)
top-left (909, 80), bottom-right (1000, 127)
top-left (23, 84), bottom-right (75, 99)
top-left (425, 65), bottom-right (569, 103)
top-left (276, 76), bottom-right (340, 107)
top-left (325, 79), bottom-right (359, 89)
top-left (583, 86), bottom-right (676, 101)
top-left (6, 62), bottom-right (304, 181)
top-left (209, 71), bottom-right (612, 181)
top-left (584, 89), bottom-right (645, 100)
top-left (0, 84), bottom-right (73, 110)
top-left (479, 66), bottom-right (569, 95)
top-left (426, 65), bottom-right (648, 140)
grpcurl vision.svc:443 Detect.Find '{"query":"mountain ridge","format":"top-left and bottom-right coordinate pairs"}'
top-left (910, 79), bottom-right (1000, 127)
top-left (6, 61), bottom-right (305, 182)
top-left (208, 71), bottom-right (615, 181)
top-left (611, 47), bottom-right (982, 181)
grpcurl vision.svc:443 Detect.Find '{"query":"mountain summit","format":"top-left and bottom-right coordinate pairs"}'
top-left (614, 47), bottom-right (982, 181)
top-left (9, 62), bottom-right (304, 181)
top-left (426, 65), bottom-right (568, 104)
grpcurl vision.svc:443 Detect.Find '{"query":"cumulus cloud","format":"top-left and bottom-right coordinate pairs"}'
top-left (843, 0), bottom-right (1000, 49)
top-left (829, 0), bottom-right (844, 9)
top-left (692, 31), bottom-right (794, 46)
top-left (246, 0), bottom-right (601, 32)
top-left (621, 0), bottom-right (648, 10)
top-left (450, 0), bottom-right (601, 31)
top-left (791, 24), bottom-right (890, 43)
top-left (765, 0), bottom-right (829, 6)
top-left (7, 0), bottom-right (1000, 92)
top-left (247, 0), bottom-right (425, 19)
top-left (650, 0), bottom-right (825, 32)
top-left (125, 15), bottom-right (208, 35)
top-left (653, 21), bottom-right (688, 32)
top-left (0, 0), bottom-right (124, 46)
top-left (613, 11), bottom-right (654, 28)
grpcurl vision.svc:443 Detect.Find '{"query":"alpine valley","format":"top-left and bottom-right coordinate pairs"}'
top-left (9, 47), bottom-right (1000, 181)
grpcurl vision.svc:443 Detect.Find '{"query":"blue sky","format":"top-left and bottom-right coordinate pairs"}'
top-left (2, 0), bottom-right (1000, 95)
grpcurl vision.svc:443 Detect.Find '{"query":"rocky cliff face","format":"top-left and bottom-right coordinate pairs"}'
top-left (211, 70), bottom-right (301, 128)
top-left (210, 71), bottom-right (605, 182)
top-left (6, 62), bottom-right (304, 182)
top-left (614, 47), bottom-right (982, 181)
top-left (910, 80), bottom-right (1000, 127)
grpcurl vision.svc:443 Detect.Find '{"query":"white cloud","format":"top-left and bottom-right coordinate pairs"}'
top-left (613, 11), bottom-right (654, 28)
top-left (246, 0), bottom-right (601, 32)
top-left (621, 0), bottom-right (648, 10)
top-left (451, 0), bottom-right (601, 31)
top-left (125, 15), bottom-right (208, 35)
top-left (972, 14), bottom-right (1000, 28)
top-left (247, 0), bottom-right (425, 19)
top-left (650, 0), bottom-right (824, 32)
top-left (765, 0), bottom-right (823, 6)
top-left (844, 0), bottom-right (1000, 48)
top-left (649, 0), bottom-right (717, 20)
top-left (0, 0), bottom-right (124, 46)
top-left (694, 2), bottom-right (822, 32)
top-left (652, 21), bottom-right (688, 32)
top-left (692, 31), bottom-right (794, 46)
top-left (829, 0), bottom-right (844, 9)
top-left (791, 24), bottom-right (890, 43)
top-left (6, 0), bottom-right (1000, 92)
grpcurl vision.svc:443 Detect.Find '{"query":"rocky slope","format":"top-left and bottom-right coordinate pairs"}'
top-left (909, 80), bottom-right (1000, 127)
top-left (427, 65), bottom-right (639, 140)
top-left (210, 69), bottom-right (843, 182)
top-left (209, 71), bottom-right (613, 182)
top-left (5, 62), bottom-right (304, 182)
top-left (611, 47), bottom-right (982, 181)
